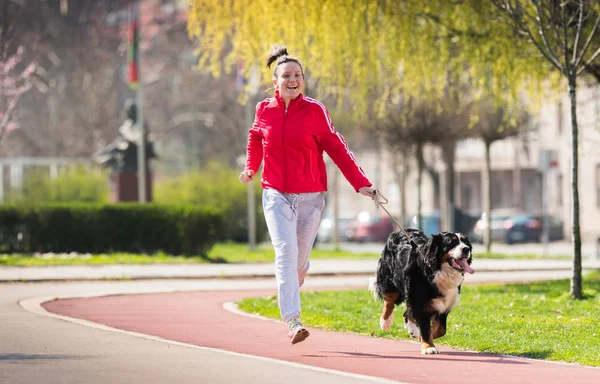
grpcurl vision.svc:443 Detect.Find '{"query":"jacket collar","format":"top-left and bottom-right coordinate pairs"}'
top-left (275, 90), bottom-right (304, 111)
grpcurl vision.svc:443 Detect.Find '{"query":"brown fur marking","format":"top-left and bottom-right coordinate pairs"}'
top-left (381, 292), bottom-right (399, 320)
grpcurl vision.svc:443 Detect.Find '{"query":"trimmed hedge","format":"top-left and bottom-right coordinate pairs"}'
top-left (0, 203), bottom-right (224, 255)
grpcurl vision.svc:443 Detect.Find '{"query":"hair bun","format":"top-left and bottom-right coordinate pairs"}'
top-left (266, 44), bottom-right (289, 68)
top-left (272, 44), bottom-right (288, 58)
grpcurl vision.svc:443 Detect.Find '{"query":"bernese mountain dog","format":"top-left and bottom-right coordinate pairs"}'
top-left (369, 228), bottom-right (475, 355)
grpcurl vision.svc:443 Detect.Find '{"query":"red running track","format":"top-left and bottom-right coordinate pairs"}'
top-left (43, 289), bottom-right (600, 384)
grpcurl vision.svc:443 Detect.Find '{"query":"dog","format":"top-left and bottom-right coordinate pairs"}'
top-left (369, 228), bottom-right (475, 355)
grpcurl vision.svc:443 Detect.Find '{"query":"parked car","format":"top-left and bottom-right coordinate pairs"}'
top-left (347, 211), bottom-right (398, 243)
top-left (534, 215), bottom-right (565, 241)
top-left (471, 209), bottom-right (564, 244)
top-left (316, 216), bottom-right (353, 243)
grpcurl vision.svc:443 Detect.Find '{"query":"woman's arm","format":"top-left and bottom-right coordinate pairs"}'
top-left (311, 103), bottom-right (372, 192)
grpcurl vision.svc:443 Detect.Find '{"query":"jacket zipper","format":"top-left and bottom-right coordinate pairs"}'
top-left (282, 107), bottom-right (288, 192)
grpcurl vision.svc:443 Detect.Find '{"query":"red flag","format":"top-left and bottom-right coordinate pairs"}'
top-left (127, 7), bottom-right (139, 90)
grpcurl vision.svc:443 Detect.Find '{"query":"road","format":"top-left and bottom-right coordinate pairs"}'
top-left (1, 278), bottom-right (399, 384)
top-left (318, 240), bottom-right (599, 259)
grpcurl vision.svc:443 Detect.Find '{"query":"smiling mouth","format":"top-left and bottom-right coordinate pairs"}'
top-left (287, 86), bottom-right (298, 90)
top-left (449, 257), bottom-right (475, 274)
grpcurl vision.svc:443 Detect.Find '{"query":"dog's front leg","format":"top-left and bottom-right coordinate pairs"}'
top-left (417, 315), bottom-right (439, 355)
top-left (431, 313), bottom-right (447, 339)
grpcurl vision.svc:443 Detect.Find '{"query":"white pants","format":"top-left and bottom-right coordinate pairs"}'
top-left (262, 188), bottom-right (325, 322)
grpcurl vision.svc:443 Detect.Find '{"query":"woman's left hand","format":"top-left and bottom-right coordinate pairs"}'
top-left (359, 186), bottom-right (377, 199)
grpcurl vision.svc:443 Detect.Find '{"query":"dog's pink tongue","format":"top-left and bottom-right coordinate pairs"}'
top-left (458, 259), bottom-right (475, 274)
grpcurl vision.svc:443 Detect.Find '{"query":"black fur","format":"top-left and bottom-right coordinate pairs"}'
top-left (371, 229), bottom-right (474, 354)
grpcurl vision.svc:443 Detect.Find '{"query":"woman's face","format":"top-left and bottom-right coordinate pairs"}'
top-left (273, 61), bottom-right (304, 103)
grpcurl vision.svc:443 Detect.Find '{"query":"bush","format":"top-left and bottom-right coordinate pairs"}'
top-left (154, 162), bottom-right (266, 243)
top-left (0, 203), bottom-right (223, 255)
top-left (5, 165), bottom-right (108, 204)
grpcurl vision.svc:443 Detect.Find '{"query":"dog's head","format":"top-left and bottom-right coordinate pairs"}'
top-left (425, 232), bottom-right (474, 274)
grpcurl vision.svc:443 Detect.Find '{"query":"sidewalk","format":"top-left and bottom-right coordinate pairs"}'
top-left (2, 257), bottom-right (600, 282)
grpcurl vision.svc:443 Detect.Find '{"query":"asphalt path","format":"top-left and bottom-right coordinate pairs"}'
top-left (3, 271), bottom-right (600, 383)
top-left (2, 277), bottom-right (399, 384)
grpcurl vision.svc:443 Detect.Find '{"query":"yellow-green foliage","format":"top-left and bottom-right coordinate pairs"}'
top-left (186, 0), bottom-right (558, 117)
top-left (6, 166), bottom-right (108, 204)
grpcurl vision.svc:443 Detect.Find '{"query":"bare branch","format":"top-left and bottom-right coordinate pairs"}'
top-left (0, 91), bottom-right (23, 141)
top-left (492, 0), bottom-right (564, 72)
top-left (532, 0), bottom-right (564, 69)
top-left (548, 2), bottom-right (567, 53)
top-left (574, 11), bottom-right (600, 68)
top-left (561, 0), bottom-right (572, 75)
top-left (571, 1), bottom-right (584, 64)
top-left (577, 46), bottom-right (600, 75)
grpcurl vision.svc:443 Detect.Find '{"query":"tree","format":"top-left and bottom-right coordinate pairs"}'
top-left (1, 0), bottom-right (248, 172)
top-left (0, 0), bottom-right (38, 142)
top-left (491, 0), bottom-right (600, 298)
top-left (187, 0), bottom-right (550, 117)
top-left (380, 96), bottom-right (457, 229)
top-left (470, 99), bottom-right (526, 253)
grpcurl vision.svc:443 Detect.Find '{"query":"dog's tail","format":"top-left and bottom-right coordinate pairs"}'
top-left (368, 276), bottom-right (382, 301)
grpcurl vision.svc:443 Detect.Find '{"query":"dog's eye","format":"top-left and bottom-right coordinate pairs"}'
top-left (452, 236), bottom-right (457, 241)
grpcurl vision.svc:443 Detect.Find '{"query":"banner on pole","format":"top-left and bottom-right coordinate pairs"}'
top-left (127, 6), bottom-right (139, 90)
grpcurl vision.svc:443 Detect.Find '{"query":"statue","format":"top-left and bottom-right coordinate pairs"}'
top-left (94, 100), bottom-right (156, 172)
top-left (93, 100), bottom-right (157, 201)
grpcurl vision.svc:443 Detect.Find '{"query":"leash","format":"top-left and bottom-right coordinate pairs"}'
top-left (372, 189), bottom-right (421, 252)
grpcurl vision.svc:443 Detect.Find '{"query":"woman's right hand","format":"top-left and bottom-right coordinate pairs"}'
top-left (239, 170), bottom-right (256, 184)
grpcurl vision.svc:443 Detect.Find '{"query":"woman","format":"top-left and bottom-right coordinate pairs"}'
top-left (239, 44), bottom-right (376, 345)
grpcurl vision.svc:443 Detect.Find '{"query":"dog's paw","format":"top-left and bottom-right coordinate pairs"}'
top-left (404, 321), bottom-right (421, 338)
top-left (421, 345), bottom-right (440, 355)
top-left (380, 313), bottom-right (394, 331)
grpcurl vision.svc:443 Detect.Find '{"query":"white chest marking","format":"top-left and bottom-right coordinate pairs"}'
top-left (430, 263), bottom-right (463, 313)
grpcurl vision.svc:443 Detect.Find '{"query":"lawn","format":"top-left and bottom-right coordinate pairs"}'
top-left (238, 273), bottom-right (600, 367)
top-left (0, 241), bottom-right (570, 266)
top-left (0, 242), bottom-right (377, 266)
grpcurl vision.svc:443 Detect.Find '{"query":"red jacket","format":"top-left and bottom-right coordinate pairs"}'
top-left (245, 91), bottom-right (371, 193)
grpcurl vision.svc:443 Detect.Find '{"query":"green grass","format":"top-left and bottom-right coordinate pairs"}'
top-left (0, 241), bottom-right (572, 266)
top-left (0, 243), bottom-right (375, 266)
top-left (0, 252), bottom-right (210, 266)
top-left (238, 273), bottom-right (600, 367)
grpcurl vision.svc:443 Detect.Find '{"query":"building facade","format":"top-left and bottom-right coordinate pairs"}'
top-left (326, 83), bottom-right (600, 242)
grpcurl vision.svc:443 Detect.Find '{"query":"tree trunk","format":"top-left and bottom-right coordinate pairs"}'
top-left (568, 75), bottom-right (583, 299)
top-left (400, 149), bottom-right (409, 226)
top-left (416, 143), bottom-right (424, 230)
top-left (391, 149), bottom-right (408, 227)
top-left (484, 139), bottom-right (492, 253)
top-left (513, 138), bottom-right (522, 210)
top-left (442, 140), bottom-right (456, 230)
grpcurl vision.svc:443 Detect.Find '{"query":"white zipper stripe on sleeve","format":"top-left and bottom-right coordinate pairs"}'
top-left (304, 97), bottom-right (334, 133)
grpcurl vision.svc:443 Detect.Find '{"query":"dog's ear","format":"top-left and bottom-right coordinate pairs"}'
top-left (427, 233), bottom-right (444, 254)
top-left (420, 233), bottom-right (443, 270)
